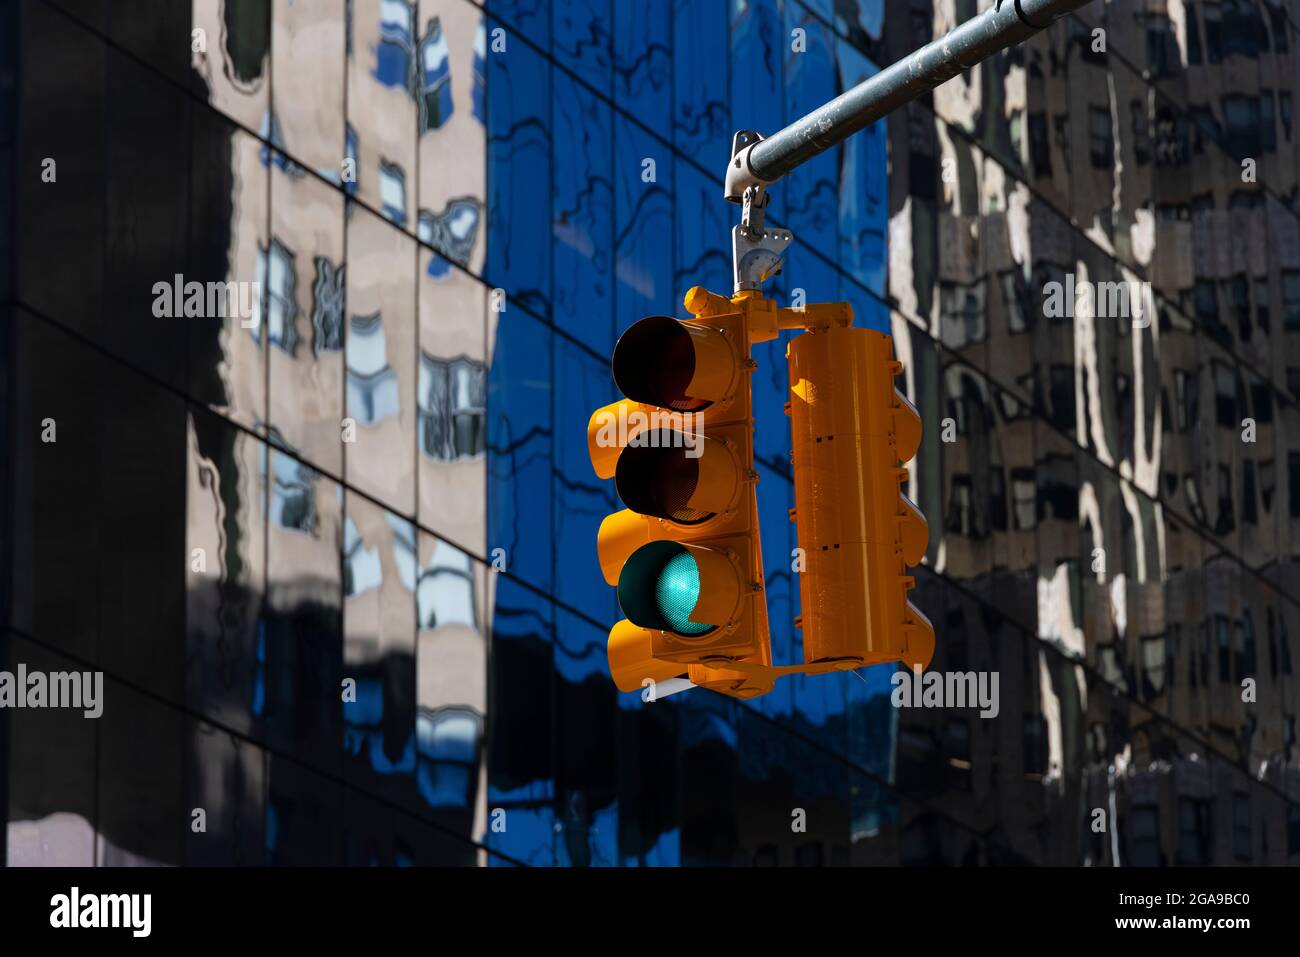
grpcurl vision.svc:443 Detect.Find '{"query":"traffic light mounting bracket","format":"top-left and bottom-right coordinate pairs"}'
top-left (727, 131), bottom-right (793, 296)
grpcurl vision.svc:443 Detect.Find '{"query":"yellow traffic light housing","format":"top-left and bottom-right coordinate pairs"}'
top-left (787, 323), bottom-right (934, 671)
top-left (588, 287), bottom-right (932, 701)
top-left (586, 294), bottom-right (773, 700)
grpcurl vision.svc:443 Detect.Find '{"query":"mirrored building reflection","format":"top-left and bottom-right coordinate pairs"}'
top-left (3, 0), bottom-right (1299, 867)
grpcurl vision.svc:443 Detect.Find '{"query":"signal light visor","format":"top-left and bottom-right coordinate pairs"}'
top-left (612, 316), bottom-right (737, 411)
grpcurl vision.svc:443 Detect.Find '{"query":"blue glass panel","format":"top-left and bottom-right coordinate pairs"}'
top-left (847, 0), bottom-right (884, 41)
top-left (798, 0), bottom-right (835, 25)
top-left (555, 608), bottom-right (619, 866)
top-left (553, 338), bottom-right (620, 622)
top-left (677, 688), bottom-right (740, 864)
top-left (673, 162), bottom-right (732, 308)
top-left (781, 5), bottom-right (841, 310)
top-left (554, 0), bottom-right (612, 94)
top-left (614, 113), bottom-right (674, 337)
top-left (486, 0), bottom-right (552, 55)
top-left (485, 17), bottom-right (552, 318)
top-left (485, 574), bottom-right (557, 865)
top-left (488, 308), bottom-right (553, 595)
top-left (613, 0), bottom-right (670, 129)
top-left (552, 71), bottom-right (614, 343)
top-left (836, 38), bottom-right (890, 332)
top-left (730, 0), bottom-right (784, 144)
top-left (555, 584), bottom-right (615, 685)
top-left (673, 0), bottom-right (731, 168)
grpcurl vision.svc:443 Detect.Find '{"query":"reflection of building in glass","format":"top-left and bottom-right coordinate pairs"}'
top-left (346, 312), bottom-right (401, 426)
top-left (419, 354), bottom-right (486, 462)
top-left (3, 0), bottom-right (1299, 868)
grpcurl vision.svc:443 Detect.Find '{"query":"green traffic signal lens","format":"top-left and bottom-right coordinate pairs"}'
top-left (655, 551), bottom-right (713, 635)
top-left (618, 541), bottom-right (718, 638)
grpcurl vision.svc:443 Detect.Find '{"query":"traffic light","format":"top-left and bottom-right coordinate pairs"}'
top-left (587, 288), bottom-right (773, 700)
top-left (590, 289), bottom-right (933, 701)
top-left (786, 319), bottom-right (934, 672)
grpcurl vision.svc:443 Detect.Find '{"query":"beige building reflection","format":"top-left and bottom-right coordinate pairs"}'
top-left (180, 0), bottom-right (493, 858)
top-left (886, 0), bottom-right (1300, 864)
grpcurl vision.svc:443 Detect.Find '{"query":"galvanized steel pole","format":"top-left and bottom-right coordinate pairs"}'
top-left (724, 0), bottom-right (1091, 200)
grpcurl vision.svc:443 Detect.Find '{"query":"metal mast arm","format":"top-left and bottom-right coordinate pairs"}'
top-left (726, 0), bottom-right (1090, 291)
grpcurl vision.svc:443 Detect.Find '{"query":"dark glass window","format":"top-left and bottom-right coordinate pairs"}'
top-left (1261, 91), bottom-right (1277, 152)
top-left (1178, 797), bottom-right (1212, 864)
top-left (1218, 616), bottom-right (1231, 681)
top-left (1242, 460), bottom-right (1258, 525)
top-left (1049, 364), bottom-right (1075, 432)
top-left (1190, 106), bottom-right (1221, 154)
top-left (1255, 277), bottom-right (1270, 334)
top-left (1131, 805), bottom-right (1161, 866)
top-left (1250, 381), bottom-right (1273, 423)
top-left (1223, 94), bottom-right (1261, 157)
top-left (989, 465), bottom-right (1007, 531)
top-left (1227, 274), bottom-right (1250, 341)
top-left (1289, 452), bottom-right (1300, 518)
top-left (1194, 279), bottom-right (1219, 323)
top-left (1282, 270), bottom-right (1300, 330)
top-left (1266, 1), bottom-right (1289, 53)
top-left (418, 17), bottom-right (454, 133)
top-left (1217, 464), bottom-right (1235, 534)
top-left (224, 0), bottom-right (270, 83)
top-left (419, 354), bottom-right (487, 461)
top-left (1268, 608), bottom-right (1279, 677)
top-left (1146, 25), bottom-right (1172, 78)
top-left (1222, 0), bottom-right (1262, 57)
top-left (1214, 362), bottom-right (1237, 427)
top-left (1186, 2), bottom-right (1203, 63)
top-left (1023, 715), bottom-right (1048, 776)
top-left (1089, 105), bottom-right (1114, 168)
top-left (1233, 793), bottom-right (1251, 861)
top-left (943, 719), bottom-right (971, 791)
top-left (1284, 618), bottom-right (1294, 675)
top-left (1203, 4), bottom-right (1223, 63)
top-left (1174, 370), bottom-right (1190, 431)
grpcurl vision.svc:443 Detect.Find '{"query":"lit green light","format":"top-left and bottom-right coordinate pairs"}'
top-left (655, 551), bottom-right (713, 635)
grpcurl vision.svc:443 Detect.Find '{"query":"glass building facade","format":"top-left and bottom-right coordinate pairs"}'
top-left (1, 0), bottom-right (1299, 867)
